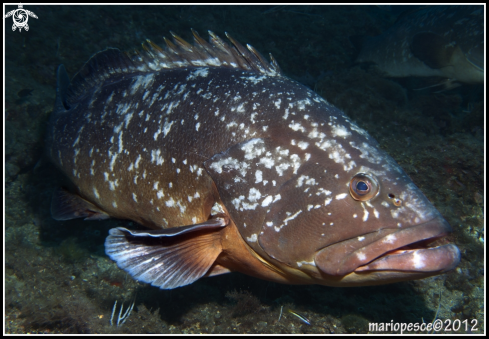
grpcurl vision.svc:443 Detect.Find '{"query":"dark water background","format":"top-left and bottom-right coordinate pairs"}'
top-left (4, 5), bottom-right (484, 334)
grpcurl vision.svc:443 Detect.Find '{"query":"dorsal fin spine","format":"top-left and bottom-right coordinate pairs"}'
top-left (62, 30), bottom-right (283, 105)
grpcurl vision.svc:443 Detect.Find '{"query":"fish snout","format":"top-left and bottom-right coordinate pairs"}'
top-left (315, 215), bottom-right (460, 276)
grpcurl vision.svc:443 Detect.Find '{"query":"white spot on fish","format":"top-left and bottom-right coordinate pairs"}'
top-left (186, 67), bottom-right (209, 80)
top-left (261, 195), bottom-right (273, 207)
top-left (282, 108), bottom-right (289, 120)
top-left (93, 187), bottom-right (100, 199)
top-left (246, 234), bottom-right (258, 242)
top-left (210, 202), bottom-right (225, 216)
top-left (241, 139), bottom-right (265, 160)
top-left (331, 124), bottom-right (352, 138)
top-left (135, 154), bottom-right (142, 169)
top-left (412, 251), bottom-right (425, 269)
top-left (282, 210), bottom-right (302, 225)
top-left (296, 260), bottom-right (316, 267)
top-left (151, 149), bottom-right (165, 165)
top-left (248, 187), bottom-right (261, 202)
top-left (274, 98), bottom-right (281, 109)
top-left (361, 202), bottom-right (369, 222)
top-left (255, 170), bottom-right (263, 183)
top-left (259, 157), bottom-right (274, 168)
top-left (297, 141), bottom-right (309, 150)
top-left (289, 122), bottom-right (305, 132)
top-left (165, 197), bottom-right (175, 207)
top-left (383, 234), bottom-right (397, 244)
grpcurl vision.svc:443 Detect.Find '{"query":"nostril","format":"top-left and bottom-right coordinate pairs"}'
top-left (388, 193), bottom-right (402, 206)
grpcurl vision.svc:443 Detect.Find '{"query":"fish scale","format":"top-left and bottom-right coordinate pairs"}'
top-left (47, 30), bottom-right (460, 290)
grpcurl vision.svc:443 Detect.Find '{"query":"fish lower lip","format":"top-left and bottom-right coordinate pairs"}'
top-left (354, 244), bottom-right (460, 273)
top-left (315, 216), bottom-right (459, 276)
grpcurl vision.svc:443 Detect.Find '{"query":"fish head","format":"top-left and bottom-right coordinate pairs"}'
top-left (264, 126), bottom-right (460, 286)
top-left (310, 161), bottom-right (460, 286)
top-left (205, 94), bottom-right (460, 287)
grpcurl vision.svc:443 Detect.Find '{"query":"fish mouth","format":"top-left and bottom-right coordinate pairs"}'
top-left (315, 216), bottom-right (460, 276)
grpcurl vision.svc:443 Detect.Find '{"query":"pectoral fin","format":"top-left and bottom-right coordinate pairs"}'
top-left (204, 263), bottom-right (232, 277)
top-left (51, 188), bottom-right (109, 221)
top-left (104, 217), bottom-right (228, 289)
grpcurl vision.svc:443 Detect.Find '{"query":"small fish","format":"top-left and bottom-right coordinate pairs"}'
top-left (355, 5), bottom-right (484, 88)
top-left (46, 30), bottom-right (460, 290)
top-left (287, 309), bottom-right (311, 325)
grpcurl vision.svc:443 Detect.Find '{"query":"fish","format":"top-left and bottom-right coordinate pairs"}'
top-left (354, 5), bottom-right (484, 87)
top-left (46, 30), bottom-right (460, 290)
top-left (287, 309), bottom-right (311, 325)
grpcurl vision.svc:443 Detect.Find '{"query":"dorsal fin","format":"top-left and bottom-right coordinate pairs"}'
top-left (65, 30), bottom-right (283, 106)
top-left (67, 47), bottom-right (134, 104)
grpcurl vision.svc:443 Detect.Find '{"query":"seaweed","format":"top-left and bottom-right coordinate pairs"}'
top-left (20, 295), bottom-right (101, 334)
top-left (57, 237), bottom-right (90, 264)
top-left (225, 289), bottom-right (263, 317)
top-left (341, 314), bottom-right (369, 334)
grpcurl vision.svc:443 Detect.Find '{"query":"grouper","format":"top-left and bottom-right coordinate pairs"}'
top-left (46, 30), bottom-right (460, 289)
top-left (355, 5), bottom-right (484, 87)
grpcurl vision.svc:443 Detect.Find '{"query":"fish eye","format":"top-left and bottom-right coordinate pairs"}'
top-left (349, 173), bottom-right (379, 201)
